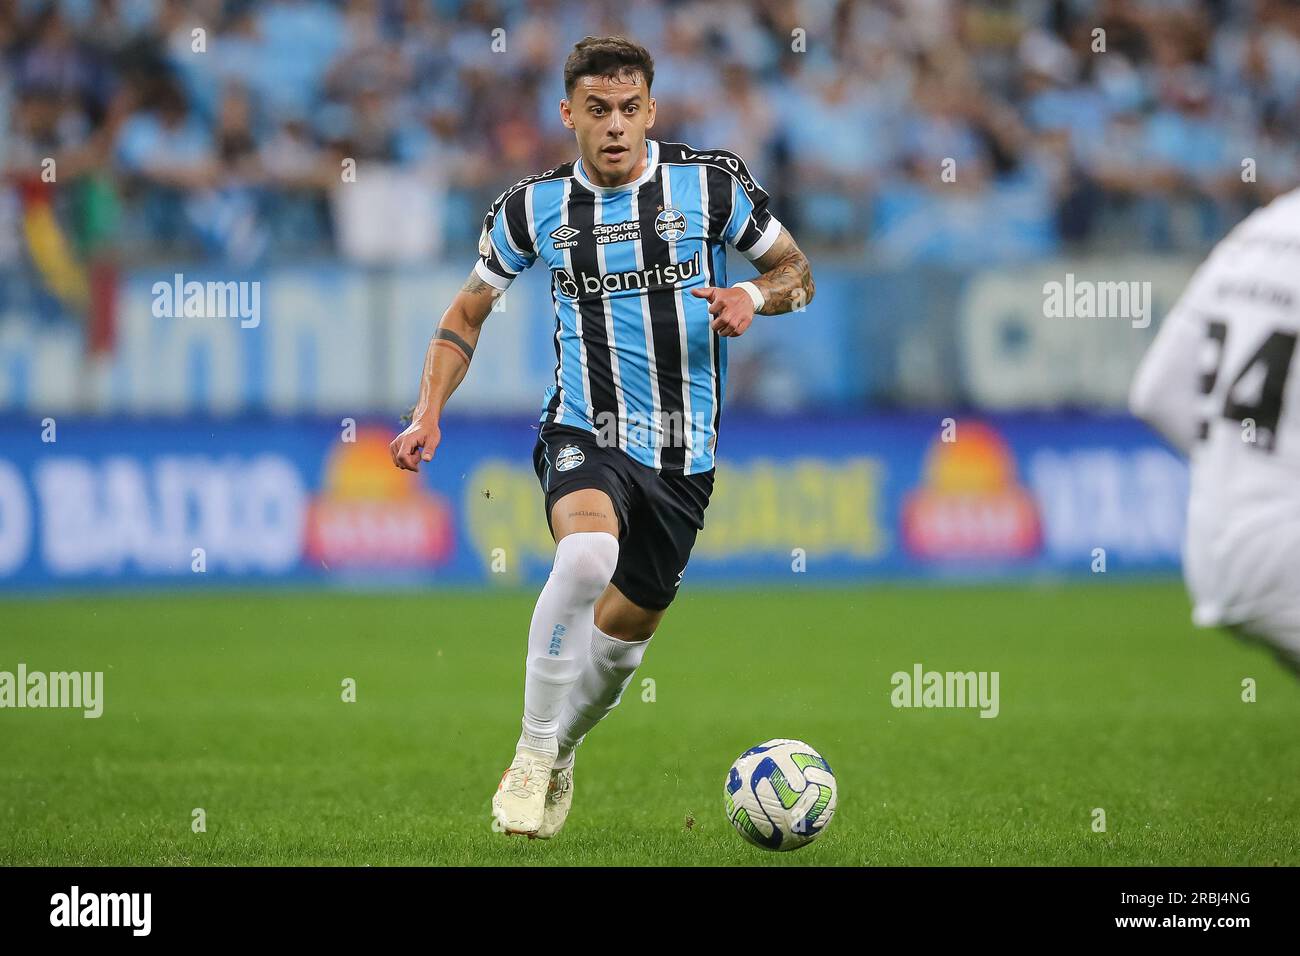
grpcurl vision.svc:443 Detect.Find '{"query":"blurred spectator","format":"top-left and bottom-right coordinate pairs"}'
top-left (0, 0), bottom-right (1294, 270)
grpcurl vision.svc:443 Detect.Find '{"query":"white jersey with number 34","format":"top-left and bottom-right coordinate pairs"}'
top-left (1131, 187), bottom-right (1300, 632)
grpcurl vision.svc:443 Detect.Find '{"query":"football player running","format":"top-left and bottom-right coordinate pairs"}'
top-left (390, 36), bottom-right (815, 836)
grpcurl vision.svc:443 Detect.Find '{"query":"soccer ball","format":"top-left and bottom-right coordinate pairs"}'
top-left (723, 738), bottom-right (837, 851)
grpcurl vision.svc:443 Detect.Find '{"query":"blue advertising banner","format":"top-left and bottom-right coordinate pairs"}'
top-left (0, 414), bottom-right (1187, 591)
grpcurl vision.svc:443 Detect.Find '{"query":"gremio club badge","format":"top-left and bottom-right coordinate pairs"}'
top-left (655, 207), bottom-right (687, 241)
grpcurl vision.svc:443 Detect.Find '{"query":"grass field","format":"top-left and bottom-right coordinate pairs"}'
top-left (2, 581), bottom-right (1297, 866)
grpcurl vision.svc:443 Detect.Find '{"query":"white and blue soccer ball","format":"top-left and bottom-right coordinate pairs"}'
top-left (724, 738), bottom-right (837, 851)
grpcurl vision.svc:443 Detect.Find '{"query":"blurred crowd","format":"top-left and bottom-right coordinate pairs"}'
top-left (2, 0), bottom-right (1298, 270)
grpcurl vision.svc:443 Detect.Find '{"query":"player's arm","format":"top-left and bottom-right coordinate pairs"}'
top-left (1129, 301), bottom-right (1202, 455)
top-left (389, 271), bottom-right (500, 472)
top-left (748, 227), bottom-right (816, 315)
top-left (690, 227), bottom-right (815, 337)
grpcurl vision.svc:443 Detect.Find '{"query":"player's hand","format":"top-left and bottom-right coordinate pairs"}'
top-left (390, 418), bottom-right (441, 472)
top-left (690, 286), bottom-right (755, 337)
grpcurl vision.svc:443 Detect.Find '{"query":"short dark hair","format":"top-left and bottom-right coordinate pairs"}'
top-left (563, 36), bottom-right (654, 98)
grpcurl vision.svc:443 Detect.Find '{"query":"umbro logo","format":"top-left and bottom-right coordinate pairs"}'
top-left (550, 225), bottom-right (581, 249)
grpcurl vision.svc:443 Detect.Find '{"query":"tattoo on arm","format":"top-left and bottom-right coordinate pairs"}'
top-left (752, 233), bottom-right (815, 315)
top-left (567, 510), bottom-right (609, 520)
top-left (461, 272), bottom-right (495, 295)
top-left (434, 327), bottom-right (475, 364)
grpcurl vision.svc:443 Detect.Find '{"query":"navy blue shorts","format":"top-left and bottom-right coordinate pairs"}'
top-left (532, 422), bottom-right (715, 611)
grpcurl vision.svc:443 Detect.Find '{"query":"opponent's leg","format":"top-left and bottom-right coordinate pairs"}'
top-left (492, 489), bottom-right (619, 835)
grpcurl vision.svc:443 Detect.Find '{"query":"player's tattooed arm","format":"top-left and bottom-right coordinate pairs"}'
top-left (460, 271), bottom-right (496, 296)
top-left (750, 227), bottom-right (815, 315)
top-left (433, 328), bottom-right (475, 364)
top-left (391, 267), bottom-right (501, 469)
top-left (691, 228), bottom-right (814, 336)
top-left (430, 269), bottom-right (503, 367)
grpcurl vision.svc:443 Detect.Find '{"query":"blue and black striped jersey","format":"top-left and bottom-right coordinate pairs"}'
top-left (474, 140), bottom-right (782, 475)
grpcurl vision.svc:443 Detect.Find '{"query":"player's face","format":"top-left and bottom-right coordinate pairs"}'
top-left (561, 73), bottom-right (656, 187)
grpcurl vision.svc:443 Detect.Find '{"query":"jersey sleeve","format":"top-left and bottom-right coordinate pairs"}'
top-left (1129, 276), bottom-right (1211, 455)
top-left (473, 183), bottom-right (537, 291)
top-left (716, 151), bottom-right (783, 262)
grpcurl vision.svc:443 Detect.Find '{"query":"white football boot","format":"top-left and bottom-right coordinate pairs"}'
top-left (491, 747), bottom-right (555, 835)
top-left (533, 765), bottom-right (575, 840)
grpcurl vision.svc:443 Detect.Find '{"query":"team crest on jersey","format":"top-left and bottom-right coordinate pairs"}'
top-left (555, 444), bottom-right (585, 472)
top-left (655, 207), bottom-right (687, 241)
top-left (550, 225), bottom-right (581, 250)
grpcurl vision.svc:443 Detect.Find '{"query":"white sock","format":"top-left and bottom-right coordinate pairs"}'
top-left (554, 625), bottom-right (652, 769)
top-left (518, 531), bottom-right (619, 756)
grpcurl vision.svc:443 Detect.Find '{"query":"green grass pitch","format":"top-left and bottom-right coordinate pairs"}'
top-left (2, 582), bottom-right (1297, 866)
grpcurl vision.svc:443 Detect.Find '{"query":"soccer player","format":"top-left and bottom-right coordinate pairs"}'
top-left (1130, 185), bottom-right (1300, 675)
top-left (388, 36), bottom-right (815, 835)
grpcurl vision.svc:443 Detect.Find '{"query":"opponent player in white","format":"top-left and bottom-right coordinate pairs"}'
top-left (1130, 186), bottom-right (1300, 674)
top-left (389, 36), bottom-right (815, 835)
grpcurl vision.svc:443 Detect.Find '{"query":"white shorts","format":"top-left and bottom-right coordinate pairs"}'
top-left (1228, 606), bottom-right (1300, 674)
top-left (1185, 515), bottom-right (1300, 673)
